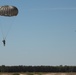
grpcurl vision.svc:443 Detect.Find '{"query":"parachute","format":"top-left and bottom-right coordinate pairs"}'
top-left (0, 5), bottom-right (18, 46)
top-left (0, 5), bottom-right (18, 16)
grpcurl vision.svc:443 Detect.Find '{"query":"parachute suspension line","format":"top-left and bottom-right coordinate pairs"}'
top-left (4, 19), bottom-right (13, 39)
top-left (7, 16), bottom-right (17, 39)
top-left (0, 20), bottom-right (5, 39)
top-left (0, 17), bottom-right (15, 40)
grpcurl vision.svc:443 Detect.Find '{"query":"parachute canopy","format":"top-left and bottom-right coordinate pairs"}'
top-left (0, 5), bottom-right (18, 17)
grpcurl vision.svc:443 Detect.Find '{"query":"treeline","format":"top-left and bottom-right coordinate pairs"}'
top-left (0, 65), bottom-right (76, 72)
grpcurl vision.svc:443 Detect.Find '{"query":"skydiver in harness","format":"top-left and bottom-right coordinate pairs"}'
top-left (2, 39), bottom-right (6, 46)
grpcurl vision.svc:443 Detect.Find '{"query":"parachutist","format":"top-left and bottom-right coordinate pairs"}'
top-left (2, 39), bottom-right (5, 46)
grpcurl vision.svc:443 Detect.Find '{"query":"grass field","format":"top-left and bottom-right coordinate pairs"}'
top-left (0, 72), bottom-right (76, 75)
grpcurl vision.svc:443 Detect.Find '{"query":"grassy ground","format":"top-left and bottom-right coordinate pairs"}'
top-left (0, 72), bottom-right (76, 75)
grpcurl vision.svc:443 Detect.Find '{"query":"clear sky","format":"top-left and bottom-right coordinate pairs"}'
top-left (0, 0), bottom-right (76, 66)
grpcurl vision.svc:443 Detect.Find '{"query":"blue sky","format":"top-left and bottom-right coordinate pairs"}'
top-left (0, 0), bottom-right (76, 66)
